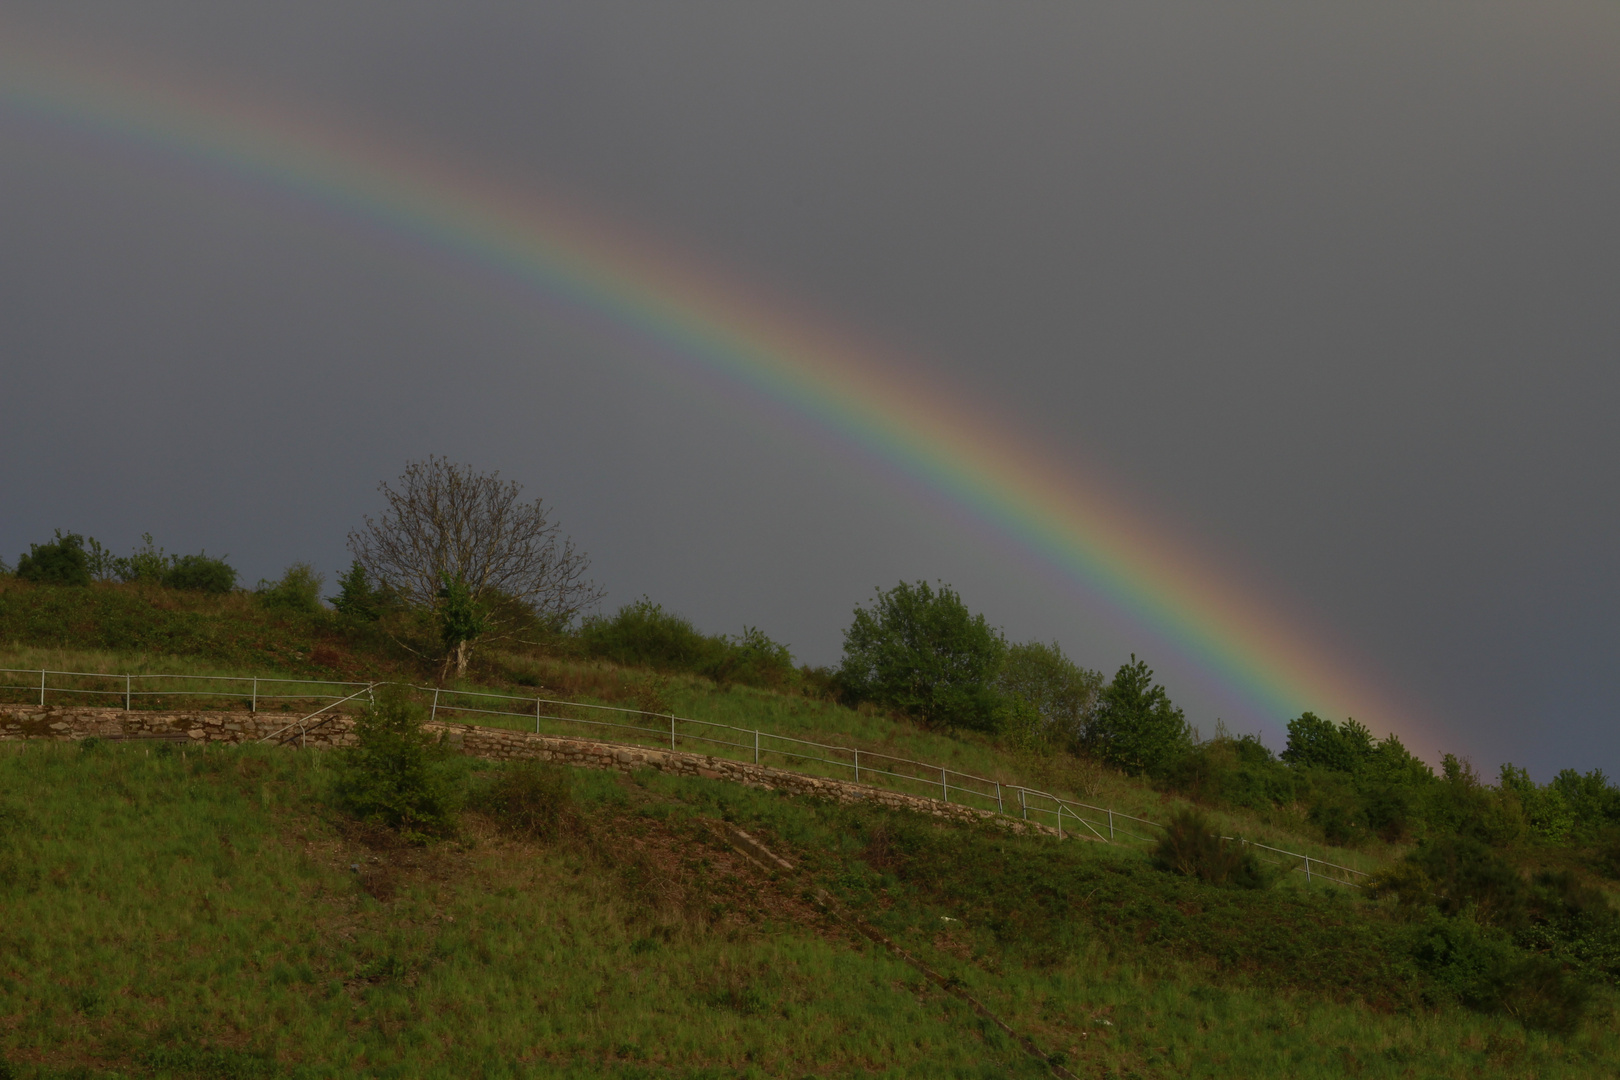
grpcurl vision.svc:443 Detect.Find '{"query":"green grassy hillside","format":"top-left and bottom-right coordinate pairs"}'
top-left (5, 578), bottom-right (1620, 1076)
top-left (1, 739), bottom-right (1615, 1079)
top-left (0, 580), bottom-right (1387, 875)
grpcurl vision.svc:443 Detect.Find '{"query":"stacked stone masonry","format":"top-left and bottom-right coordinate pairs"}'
top-left (0, 706), bottom-right (1056, 836)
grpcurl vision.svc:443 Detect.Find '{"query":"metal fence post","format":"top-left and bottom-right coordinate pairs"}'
top-left (670, 714), bottom-right (676, 750)
top-left (1305, 856), bottom-right (1312, 884)
top-left (535, 697), bottom-right (541, 735)
top-left (941, 766), bottom-right (948, 803)
top-left (1019, 788), bottom-right (1027, 821)
top-left (753, 729), bottom-right (759, 765)
top-left (996, 782), bottom-right (1004, 815)
top-left (430, 688), bottom-right (439, 724)
top-left (251, 678), bottom-right (258, 713)
top-left (40, 669), bottom-right (46, 707)
top-left (1108, 809), bottom-right (1115, 840)
top-left (853, 748), bottom-right (860, 783)
top-left (125, 674), bottom-right (132, 712)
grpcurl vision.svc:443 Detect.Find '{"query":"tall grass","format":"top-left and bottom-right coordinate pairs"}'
top-left (1, 741), bottom-right (1613, 1078)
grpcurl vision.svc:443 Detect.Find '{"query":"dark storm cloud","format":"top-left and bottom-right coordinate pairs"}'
top-left (1, 1), bottom-right (1617, 776)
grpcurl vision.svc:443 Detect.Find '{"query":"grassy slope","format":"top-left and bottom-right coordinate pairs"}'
top-left (0, 581), bottom-right (1386, 876)
top-left (2, 740), bottom-right (1616, 1079)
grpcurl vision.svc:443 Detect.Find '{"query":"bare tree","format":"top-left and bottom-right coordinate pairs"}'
top-left (348, 457), bottom-right (604, 676)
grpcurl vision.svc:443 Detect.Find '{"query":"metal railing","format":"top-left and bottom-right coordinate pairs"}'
top-left (420, 684), bottom-right (1371, 887)
top-left (1, 666), bottom-right (1372, 887)
top-left (0, 667), bottom-right (372, 712)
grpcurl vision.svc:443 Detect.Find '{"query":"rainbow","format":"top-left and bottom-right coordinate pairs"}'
top-left (0, 34), bottom-right (1427, 754)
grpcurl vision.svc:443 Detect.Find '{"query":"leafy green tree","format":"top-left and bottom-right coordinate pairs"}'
top-left (1084, 655), bottom-right (1189, 773)
top-left (255, 562), bottom-right (325, 613)
top-left (1281, 712), bottom-right (1383, 772)
top-left (15, 531), bottom-right (92, 586)
top-left (995, 640), bottom-right (1102, 750)
top-left (838, 580), bottom-right (1006, 731)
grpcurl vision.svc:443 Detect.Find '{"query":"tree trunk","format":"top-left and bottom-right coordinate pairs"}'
top-left (454, 638), bottom-right (470, 677)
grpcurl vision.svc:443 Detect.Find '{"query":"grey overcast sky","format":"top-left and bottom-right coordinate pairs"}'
top-left (1, 2), bottom-right (1617, 778)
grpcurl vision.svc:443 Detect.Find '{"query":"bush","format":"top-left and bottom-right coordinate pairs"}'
top-left (576, 599), bottom-right (796, 689)
top-left (15, 530), bottom-right (92, 586)
top-left (1084, 656), bottom-right (1190, 774)
top-left (579, 598), bottom-right (715, 671)
top-left (838, 580), bottom-right (1006, 732)
top-left (1404, 836), bottom-right (1527, 927)
top-left (163, 552), bottom-right (237, 593)
top-left (334, 688), bottom-right (456, 843)
top-left (256, 562), bottom-right (325, 614)
top-left (330, 560), bottom-right (384, 620)
top-left (707, 625), bottom-right (797, 690)
top-left (476, 759), bottom-right (572, 841)
top-left (1408, 911), bottom-right (1590, 1032)
top-left (1159, 732), bottom-right (1295, 809)
top-left (1153, 809), bottom-right (1269, 889)
top-left (114, 533), bottom-right (170, 584)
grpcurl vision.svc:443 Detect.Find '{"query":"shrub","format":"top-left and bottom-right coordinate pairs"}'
top-left (1404, 836), bottom-right (1527, 927)
top-left (163, 552), bottom-right (237, 593)
top-left (838, 580), bottom-right (1006, 732)
top-left (707, 625), bottom-right (797, 690)
top-left (15, 530), bottom-right (92, 586)
top-left (334, 688), bottom-right (456, 843)
top-left (1084, 656), bottom-right (1190, 774)
top-left (1408, 911), bottom-right (1590, 1032)
top-left (576, 599), bottom-right (796, 689)
top-left (1153, 809), bottom-right (1269, 888)
top-left (1159, 732), bottom-right (1295, 809)
top-left (476, 759), bottom-right (572, 841)
top-left (114, 533), bottom-right (170, 583)
top-left (578, 598), bottom-right (715, 671)
top-left (256, 562), bottom-right (325, 614)
top-left (330, 560), bottom-right (383, 620)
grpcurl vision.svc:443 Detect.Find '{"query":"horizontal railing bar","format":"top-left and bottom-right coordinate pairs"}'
top-left (0, 668), bottom-right (367, 688)
top-left (7, 667), bottom-right (1370, 884)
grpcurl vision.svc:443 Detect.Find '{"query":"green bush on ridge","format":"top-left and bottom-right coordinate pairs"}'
top-left (577, 597), bottom-right (796, 690)
top-left (255, 562), bottom-right (324, 614)
top-left (14, 530), bottom-right (93, 587)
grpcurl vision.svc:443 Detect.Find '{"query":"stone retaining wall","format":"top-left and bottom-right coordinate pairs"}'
top-left (0, 706), bottom-right (1055, 835)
